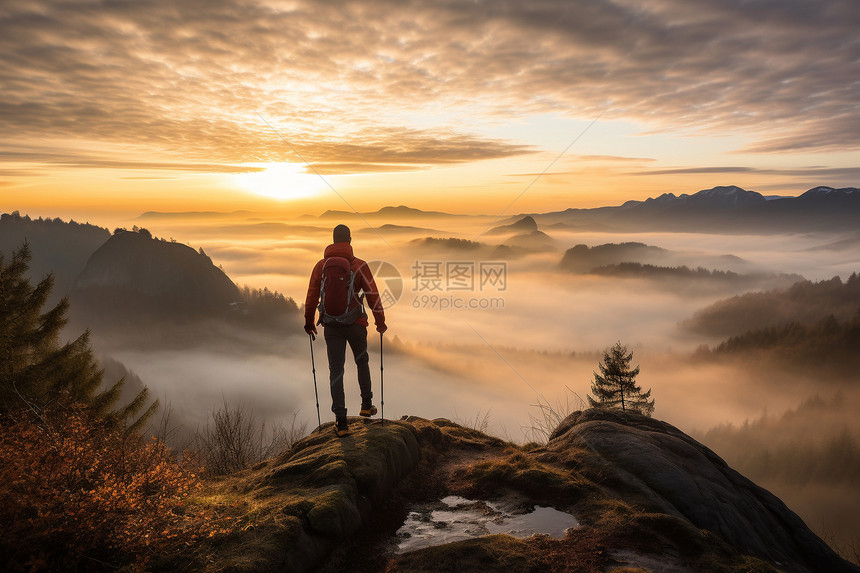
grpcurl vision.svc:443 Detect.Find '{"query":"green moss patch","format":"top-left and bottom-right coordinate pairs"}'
top-left (451, 449), bottom-right (597, 509)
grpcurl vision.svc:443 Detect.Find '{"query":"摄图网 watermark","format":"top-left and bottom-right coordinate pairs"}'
top-left (367, 260), bottom-right (508, 311)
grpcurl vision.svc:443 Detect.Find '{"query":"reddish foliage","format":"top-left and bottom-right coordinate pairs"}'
top-left (0, 406), bottom-right (231, 571)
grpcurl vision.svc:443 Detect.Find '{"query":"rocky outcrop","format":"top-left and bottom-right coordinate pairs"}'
top-left (548, 408), bottom-right (858, 573)
top-left (205, 419), bottom-right (425, 573)
top-left (190, 417), bottom-right (506, 573)
top-left (184, 413), bottom-right (858, 573)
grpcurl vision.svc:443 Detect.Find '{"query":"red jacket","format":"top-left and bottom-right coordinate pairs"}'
top-left (304, 242), bottom-right (385, 327)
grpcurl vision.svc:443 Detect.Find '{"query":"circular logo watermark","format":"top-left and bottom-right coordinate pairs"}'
top-left (367, 260), bottom-right (403, 309)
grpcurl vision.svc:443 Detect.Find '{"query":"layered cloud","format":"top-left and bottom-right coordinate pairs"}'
top-left (1, 0), bottom-right (858, 173)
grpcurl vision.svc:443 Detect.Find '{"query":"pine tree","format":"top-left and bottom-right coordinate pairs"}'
top-left (588, 341), bottom-right (654, 416)
top-left (0, 244), bottom-right (156, 431)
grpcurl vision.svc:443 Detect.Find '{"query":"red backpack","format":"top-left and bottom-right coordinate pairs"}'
top-left (317, 257), bottom-right (364, 326)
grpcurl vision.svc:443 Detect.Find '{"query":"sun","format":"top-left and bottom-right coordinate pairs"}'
top-left (233, 162), bottom-right (328, 200)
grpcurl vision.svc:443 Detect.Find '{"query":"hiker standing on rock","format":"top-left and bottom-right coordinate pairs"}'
top-left (304, 224), bottom-right (387, 437)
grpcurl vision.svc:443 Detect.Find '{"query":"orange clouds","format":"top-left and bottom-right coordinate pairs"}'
top-left (1, 0), bottom-right (858, 210)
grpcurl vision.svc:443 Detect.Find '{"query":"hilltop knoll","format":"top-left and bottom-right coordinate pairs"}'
top-left (172, 410), bottom-right (856, 573)
top-left (71, 229), bottom-right (240, 327)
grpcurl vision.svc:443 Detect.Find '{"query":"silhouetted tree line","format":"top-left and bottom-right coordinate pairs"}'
top-left (699, 311), bottom-right (860, 376)
top-left (239, 285), bottom-right (298, 313)
top-left (739, 430), bottom-right (860, 486)
top-left (687, 273), bottom-right (860, 338)
top-left (592, 262), bottom-right (742, 280)
top-left (702, 396), bottom-right (860, 487)
top-left (224, 285), bottom-right (299, 330)
top-left (0, 212), bottom-right (111, 303)
top-left (1, 210), bottom-right (103, 229)
top-left (412, 237), bottom-right (485, 250)
top-left (113, 225), bottom-right (156, 239)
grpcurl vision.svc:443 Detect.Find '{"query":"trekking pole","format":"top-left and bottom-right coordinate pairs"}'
top-left (380, 331), bottom-right (385, 426)
top-left (309, 334), bottom-right (321, 430)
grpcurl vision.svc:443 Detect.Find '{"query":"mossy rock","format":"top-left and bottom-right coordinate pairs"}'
top-left (386, 535), bottom-right (546, 573)
top-left (306, 488), bottom-right (362, 540)
top-left (281, 498), bottom-right (315, 519)
top-left (456, 450), bottom-right (594, 506)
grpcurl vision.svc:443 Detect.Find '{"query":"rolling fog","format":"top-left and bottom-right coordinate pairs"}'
top-left (92, 211), bottom-right (860, 552)
top-left (107, 212), bottom-right (859, 439)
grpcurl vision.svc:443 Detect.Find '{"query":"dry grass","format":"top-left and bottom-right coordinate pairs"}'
top-left (522, 387), bottom-right (586, 444)
top-left (192, 398), bottom-right (307, 476)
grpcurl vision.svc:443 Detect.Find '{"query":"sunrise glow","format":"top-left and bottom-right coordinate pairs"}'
top-left (233, 162), bottom-right (328, 201)
top-left (1, 1), bottom-right (857, 219)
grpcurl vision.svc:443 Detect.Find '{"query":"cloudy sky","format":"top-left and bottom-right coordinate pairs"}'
top-left (2, 0), bottom-right (859, 219)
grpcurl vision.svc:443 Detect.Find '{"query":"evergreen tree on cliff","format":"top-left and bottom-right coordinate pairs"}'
top-left (588, 341), bottom-right (654, 416)
top-left (0, 244), bottom-right (156, 430)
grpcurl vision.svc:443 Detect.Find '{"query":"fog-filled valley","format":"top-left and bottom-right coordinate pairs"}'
top-left (2, 187), bottom-right (859, 558)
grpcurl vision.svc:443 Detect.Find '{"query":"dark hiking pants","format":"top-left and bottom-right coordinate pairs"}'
top-left (324, 323), bottom-right (372, 419)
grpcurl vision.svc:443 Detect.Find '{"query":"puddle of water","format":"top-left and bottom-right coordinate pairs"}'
top-left (395, 495), bottom-right (579, 553)
top-left (485, 505), bottom-right (579, 538)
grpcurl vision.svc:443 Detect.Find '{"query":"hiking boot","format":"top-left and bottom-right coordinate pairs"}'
top-left (335, 418), bottom-right (352, 437)
top-left (359, 404), bottom-right (378, 417)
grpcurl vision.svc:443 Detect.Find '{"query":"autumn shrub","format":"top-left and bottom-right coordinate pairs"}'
top-left (0, 404), bottom-right (231, 571)
top-left (193, 399), bottom-right (307, 475)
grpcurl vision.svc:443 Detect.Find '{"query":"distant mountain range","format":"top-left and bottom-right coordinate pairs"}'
top-left (2, 183), bottom-right (856, 326)
top-left (314, 205), bottom-right (472, 221)
top-left (354, 223), bottom-right (444, 236)
top-left (301, 185), bottom-right (860, 233)
top-left (136, 210), bottom-right (253, 221)
top-left (124, 184), bottom-right (860, 235)
top-left (519, 185), bottom-right (860, 233)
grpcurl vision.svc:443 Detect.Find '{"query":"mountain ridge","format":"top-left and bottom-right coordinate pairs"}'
top-left (522, 185), bottom-right (860, 233)
top-left (318, 205), bottom-right (474, 220)
top-left (297, 184), bottom-right (860, 233)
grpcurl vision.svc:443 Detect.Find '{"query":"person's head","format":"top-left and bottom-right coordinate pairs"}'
top-left (333, 224), bottom-right (351, 243)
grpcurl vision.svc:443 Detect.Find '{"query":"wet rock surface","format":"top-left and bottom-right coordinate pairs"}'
top-left (395, 495), bottom-right (579, 553)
